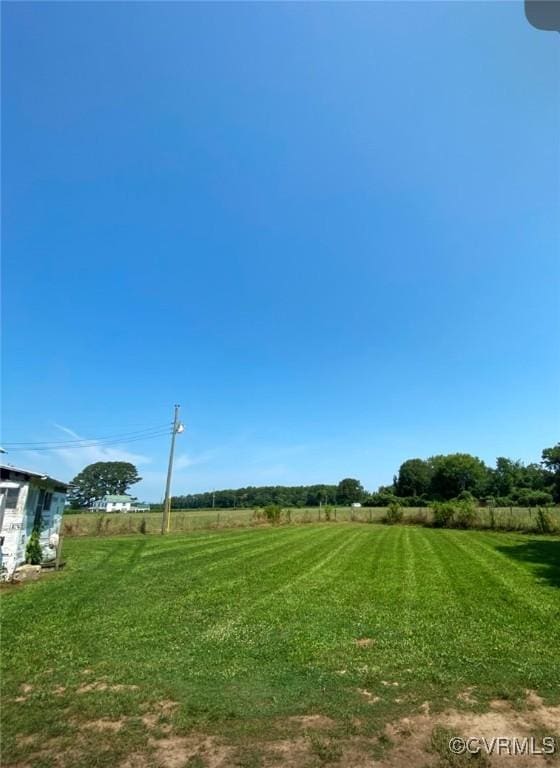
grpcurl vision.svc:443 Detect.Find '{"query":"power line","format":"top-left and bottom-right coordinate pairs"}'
top-left (3, 424), bottom-right (172, 446)
top-left (3, 425), bottom-right (173, 452)
top-left (5, 432), bottom-right (172, 452)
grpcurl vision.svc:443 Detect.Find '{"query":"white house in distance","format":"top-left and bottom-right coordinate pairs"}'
top-left (89, 494), bottom-right (149, 513)
top-left (0, 463), bottom-right (69, 580)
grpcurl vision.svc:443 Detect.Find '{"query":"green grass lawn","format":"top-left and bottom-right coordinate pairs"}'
top-left (2, 524), bottom-right (560, 768)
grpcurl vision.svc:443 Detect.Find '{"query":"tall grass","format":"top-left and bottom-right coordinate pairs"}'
top-left (61, 504), bottom-right (560, 537)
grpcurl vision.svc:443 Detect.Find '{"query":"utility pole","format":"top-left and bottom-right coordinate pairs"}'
top-left (161, 404), bottom-right (183, 534)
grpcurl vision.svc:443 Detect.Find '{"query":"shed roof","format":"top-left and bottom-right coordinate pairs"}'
top-left (0, 463), bottom-right (69, 490)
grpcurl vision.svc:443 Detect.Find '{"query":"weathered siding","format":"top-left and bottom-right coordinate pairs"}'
top-left (38, 491), bottom-right (66, 561)
top-left (1, 473), bottom-right (67, 579)
top-left (0, 482), bottom-right (30, 578)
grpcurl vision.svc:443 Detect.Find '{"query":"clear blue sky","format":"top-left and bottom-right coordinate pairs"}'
top-left (2, 2), bottom-right (559, 501)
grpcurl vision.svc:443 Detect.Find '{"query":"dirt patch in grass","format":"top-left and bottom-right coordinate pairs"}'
top-left (457, 688), bottom-right (478, 705)
top-left (79, 718), bottom-right (126, 733)
top-left (140, 699), bottom-right (180, 730)
top-left (355, 637), bottom-right (375, 648)
top-left (288, 714), bottom-right (335, 729)
top-left (149, 734), bottom-right (231, 768)
top-left (141, 713), bottom-right (160, 729)
top-left (124, 695), bottom-right (560, 767)
top-left (76, 680), bottom-right (139, 694)
top-left (8, 693), bottom-right (560, 768)
top-left (119, 754), bottom-right (150, 768)
top-left (16, 735), bottom-right (38, 748)
top-left (261, 737), bottom-right (309, 764)
top-left (357, 688), bottom-right (381, 704)
top-left (154, 699), bottom-right (179, 714)
top-left (378, 691), bottom-right (560, 768)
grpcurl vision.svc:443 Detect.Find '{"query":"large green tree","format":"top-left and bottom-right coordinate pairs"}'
top-left (491, 457), bottom-right (523, 496)
top-left (396, 458), bottom-right (433, 498)
top-left (429, 453), bottom-right (490, 500)
top-left (69, 461), bottom-right (142, 508)
top-left (489, 457), bottom-right (549, 498)
top-left (336, 478), bottom-right (364, 505)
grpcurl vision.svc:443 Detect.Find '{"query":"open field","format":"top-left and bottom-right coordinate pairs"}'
top-left (61, 505), bottom-right (560, 537)
top-left (2, 524), bottom-right (560, 767)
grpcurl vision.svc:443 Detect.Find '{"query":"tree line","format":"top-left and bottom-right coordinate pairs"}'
top-left (171, 482), bottom-right (345, 510)
top-left (66, 443), bottom-right (560, 510)
top-left (171, 443), bottom-right (560, 509)
top-left (382, 444), bottom-right (559, 507)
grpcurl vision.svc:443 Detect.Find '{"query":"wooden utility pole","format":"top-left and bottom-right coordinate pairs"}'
top-left (161, 404), bottom-right (182, 534)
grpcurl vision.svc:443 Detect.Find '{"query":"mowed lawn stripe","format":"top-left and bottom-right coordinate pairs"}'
top-left (418, 530), bottom-right (560, 688)
top-left (228, 526), bottom-right (372, 627)
top-left (13, 527), bottom-right (298, 619)
top-left (204, 526), bottom-right (361, 640)
top-left (2, 527), bottom-right (327, 677)
top-left (468, 531), bottom-right (560, 605)
top-left (446, 531), bottom-right (557, 619)
top-left (159, 526), bottom-right (347, 631)
top-left (2, 524), bottom-right (560, 762)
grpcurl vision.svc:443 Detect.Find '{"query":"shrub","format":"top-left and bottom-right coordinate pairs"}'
top-left (494, 496), bottom-right (514, 508)
top-left (408, 510), bottom-right (428, 526)
top-left (513, 488), bottom-right (554, 507)
top-left (405, 496), bottom-right (430, 508)
top-left (138, 518), bottom-right (147, 534)
top-left (323, 505), bottom-right (333, 521)
top-left (432, 502), bottom-right (456, 528)
top-left (365, 492), bottom-right (400, 507)
top-left (25, 529), bottom-right (43, 565)
top-left (264, 505), bottom-right (282, 524)
top-left (453, 500), bottom-right (477, 529)
top-left (455, 490), bottom-right (476, 502)
top-left (384, 501), bottom-right (404, 525)
top-left (536, 507), bottom-right (556, 534)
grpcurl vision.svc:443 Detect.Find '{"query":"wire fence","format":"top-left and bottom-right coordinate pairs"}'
top-left (61, 505), bottom-right (560, 537)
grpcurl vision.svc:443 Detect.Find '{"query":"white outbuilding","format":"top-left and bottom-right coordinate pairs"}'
top-left (0, 463), bottom-right (69, 580)
top-left (89, 495), bottom-right (149, 513)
